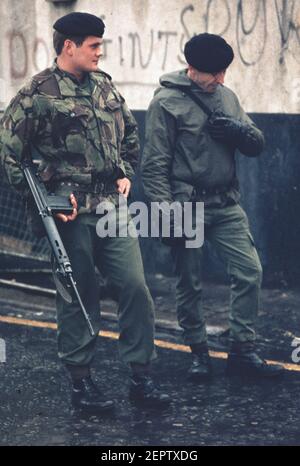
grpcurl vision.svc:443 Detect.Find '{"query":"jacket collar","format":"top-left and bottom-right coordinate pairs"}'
top-left (51, 61), bottom-right (92, 97)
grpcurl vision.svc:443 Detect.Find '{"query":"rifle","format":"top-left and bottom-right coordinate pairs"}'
top-left (22, 162), bottom-right (96, 337)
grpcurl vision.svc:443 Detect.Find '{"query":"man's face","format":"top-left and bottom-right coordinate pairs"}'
top-left (68, 36), bottom-right (103, 73)
top-left (188, 66), bottom-right (226, 93)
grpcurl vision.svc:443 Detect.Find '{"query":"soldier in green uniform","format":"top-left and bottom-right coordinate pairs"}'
top-left (0, 12), bottom-right (169, 410)
top-left (141, 33), bottom-right (284, 379)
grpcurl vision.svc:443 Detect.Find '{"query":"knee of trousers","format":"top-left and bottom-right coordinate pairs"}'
top-left (119, 274), bottom-right (152, 302)
top-left (231, 263), bottom-right (263, 288)
top-left (176, 269), bottom-right (202, 293)
top-left (118, 278), bottom-right (155, 331)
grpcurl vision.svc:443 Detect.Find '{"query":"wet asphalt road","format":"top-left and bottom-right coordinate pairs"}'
top-left (1, 315), bottom-right (300, 446)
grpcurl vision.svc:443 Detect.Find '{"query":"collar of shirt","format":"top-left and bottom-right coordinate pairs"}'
top-left (51, 60), bottom-right (92, 97)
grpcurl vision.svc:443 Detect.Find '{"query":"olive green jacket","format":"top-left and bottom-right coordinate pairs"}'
top-left (0, 62), bottom-right (139, 212)
top-left (141, 69), bottom-right (265, 206)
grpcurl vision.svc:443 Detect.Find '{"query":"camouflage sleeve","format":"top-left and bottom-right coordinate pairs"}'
top-left (0, 91), bottom-right (38, 192)
top-left (120, 99), bottom-right (140, 181)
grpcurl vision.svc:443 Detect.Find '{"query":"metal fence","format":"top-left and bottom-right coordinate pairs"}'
top-left (0, 185), bottom-right (50, 263)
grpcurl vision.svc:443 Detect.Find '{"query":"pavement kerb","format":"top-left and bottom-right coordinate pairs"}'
top-left (1, 314), bottom-right (299, 372)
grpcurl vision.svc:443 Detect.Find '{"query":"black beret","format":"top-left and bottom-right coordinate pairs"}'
top-left (53, 12), bottom-right (105, 37)
top-left (184, 33), bottom-right (234, 73)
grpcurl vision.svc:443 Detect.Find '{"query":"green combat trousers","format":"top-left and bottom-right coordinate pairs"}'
top-left (174, 203), bottom-right (263, 345)
top-left (55, 213), bottom-right (155, 367)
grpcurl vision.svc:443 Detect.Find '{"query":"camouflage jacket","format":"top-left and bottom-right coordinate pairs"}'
top-left (0, 62), bottom-right (140, 212)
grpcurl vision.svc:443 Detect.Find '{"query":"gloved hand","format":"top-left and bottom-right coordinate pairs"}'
top-left (207, 113), bottom-right (265, 156)
top-left (207, 116), bottom-right (247, 144)
top-left (160, 214), bottom-right (186, 248)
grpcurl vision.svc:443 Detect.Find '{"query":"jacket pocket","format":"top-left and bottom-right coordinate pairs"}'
top-left (105, 98), bottom-right (125, 143)
top-left (51, 104), bottom-right (89, 156)
top-left (94, 102), bottom-right (124, 169)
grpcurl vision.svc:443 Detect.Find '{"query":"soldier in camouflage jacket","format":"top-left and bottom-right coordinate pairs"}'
top-left (0, 12), bottom-right (169, 410)
top-left (1, 61), bottom-right (138, 212)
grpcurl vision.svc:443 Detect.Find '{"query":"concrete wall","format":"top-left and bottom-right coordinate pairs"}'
top-left (0, 0), bottom-right (299, 112)
top-left (0, 0), bottom-right (300, 285)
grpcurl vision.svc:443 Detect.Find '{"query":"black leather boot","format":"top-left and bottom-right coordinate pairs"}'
top-left (129, 374), bottom-right (170, 407)
top-left (72, 376), bottom-right (115, 411)
top-left (226, 342), bottom-right (284, 378)
top-left (188, 343), bottom-right (212, 380)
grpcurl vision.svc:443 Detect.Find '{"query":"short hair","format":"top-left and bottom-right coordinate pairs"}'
top-left (53, 30), bottom-right (86, 55)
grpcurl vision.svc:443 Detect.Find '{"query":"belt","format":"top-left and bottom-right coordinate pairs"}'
top-left (58, 179), bottom-right (117, 195)
top-left (91, 174), bottom-right (117, 195)
top-left (193, 184), bottom-right (232, 197)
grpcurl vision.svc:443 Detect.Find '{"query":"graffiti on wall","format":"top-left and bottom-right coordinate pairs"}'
top-left (103, 0), bottom-right (300, 70)
top-left (8, 32), bottom-right (50, 80)
top-left (6, 0), bottom-right (300, 82)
